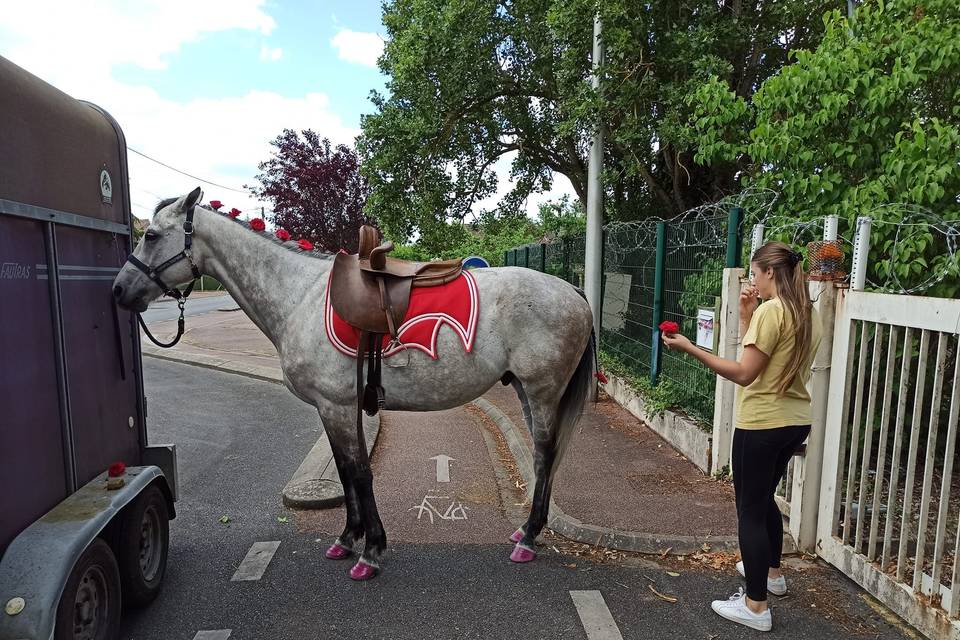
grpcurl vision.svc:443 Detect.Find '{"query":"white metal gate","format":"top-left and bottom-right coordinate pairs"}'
top-left (817, 289), bottom-right (960, 639)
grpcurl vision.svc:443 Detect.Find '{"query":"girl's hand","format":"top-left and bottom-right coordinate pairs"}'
top-left (739, 284), bottom-right (759, 321)
top-left (661, 331), bottom-right (692, 353)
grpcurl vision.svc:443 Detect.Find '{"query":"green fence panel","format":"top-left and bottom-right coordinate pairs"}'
top-left (658, 214), bottom-right (731, 422)
top-left (503, 210), bottom-right (743, 425)
top-left (596, 222), bottom-right (658, 386)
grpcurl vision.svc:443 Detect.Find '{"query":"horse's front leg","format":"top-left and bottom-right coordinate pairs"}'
top-left (321, 407), bottom-right (387, 580)
top-left (323, 432), bottom-right (364, 560)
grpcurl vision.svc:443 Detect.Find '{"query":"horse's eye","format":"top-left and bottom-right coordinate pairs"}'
top-left (144, 231), bottom-right (160, 242)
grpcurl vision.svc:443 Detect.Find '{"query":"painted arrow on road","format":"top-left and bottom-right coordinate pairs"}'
top-left (429, 454), bottom-right (455, 483)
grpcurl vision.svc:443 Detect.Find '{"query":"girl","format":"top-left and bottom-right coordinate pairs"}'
top-left (661, 241), bottom-right (822, 632)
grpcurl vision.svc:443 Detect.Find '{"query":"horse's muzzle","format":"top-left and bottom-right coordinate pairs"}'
top-left (112, 283), bottom-right (149, 312)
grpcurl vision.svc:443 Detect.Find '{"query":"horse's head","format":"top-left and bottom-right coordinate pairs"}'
top-left (113, 187), bottom-right (203, 312)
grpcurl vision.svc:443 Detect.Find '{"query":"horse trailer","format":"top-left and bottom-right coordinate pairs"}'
top-left (0, 56), bottom-right (177, 639)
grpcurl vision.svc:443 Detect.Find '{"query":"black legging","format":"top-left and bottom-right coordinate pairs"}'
top-left (732, 425), bottom-right (810, 602)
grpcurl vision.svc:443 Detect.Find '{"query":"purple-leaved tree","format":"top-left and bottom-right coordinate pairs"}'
top-left (248, 129), bottom-right (373, 252)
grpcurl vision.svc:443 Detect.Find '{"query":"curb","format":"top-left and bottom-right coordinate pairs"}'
top-left (469, 397), bottom-right (741, 555)
top-left (281, 412), bottom-right (380, 509)
top-left (141, 345), bottom-right (284, 385)
top-left (140, 345), bottom-right (380, 509)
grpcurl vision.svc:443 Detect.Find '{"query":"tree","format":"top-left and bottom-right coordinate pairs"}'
top-left (688, 0), bottom-right (960, 297)
top-left (359, 0), bottom-right (840, 250)
top-left (536, 195), bottom-right (586, 241)
top-left (248, 129), bottom-right (373, 252)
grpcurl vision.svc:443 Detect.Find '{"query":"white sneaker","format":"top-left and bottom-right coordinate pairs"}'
top-left (711, 588), bottom-right (773, 632)
top-left (736, 560), bottom-right (788, 596)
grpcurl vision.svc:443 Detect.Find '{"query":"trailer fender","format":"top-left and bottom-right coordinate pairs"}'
top-left (0, 466), bottom-right (171, 640)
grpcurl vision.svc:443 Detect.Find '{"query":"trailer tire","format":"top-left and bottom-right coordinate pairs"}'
top-left (55, 538), bottom-right (122, 640)
top-left (117, 483), bottom-right (169, 607)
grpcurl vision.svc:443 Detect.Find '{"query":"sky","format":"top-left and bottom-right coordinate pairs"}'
top-left (0, 0), bottom-right (572, 226)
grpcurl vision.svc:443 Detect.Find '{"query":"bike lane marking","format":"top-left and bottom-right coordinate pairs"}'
top-left (231, 541), bottom-right (281, 581)
top-left (296, 405), bottom-right (515, 543)
top-left (192, 631), bottom-right (232, 639)
top-left (569, 591), bottom-right (624, 640)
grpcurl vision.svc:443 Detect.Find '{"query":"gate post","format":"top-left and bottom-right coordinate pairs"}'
top-left (711, 267), bottom-right (744, 475)
top-left (789, 281), bottom-right (837, 551)
top-left (650, 221), bottom-right (667, 386)
top-left (789, 218), bottom-right (840, 552)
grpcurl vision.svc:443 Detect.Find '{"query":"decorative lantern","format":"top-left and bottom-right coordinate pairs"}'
top-left (807, 241), bottom-right (845, 281)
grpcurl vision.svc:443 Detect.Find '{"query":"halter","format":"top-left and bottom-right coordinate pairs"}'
top-left (125, 205), bottom-right (202, 348)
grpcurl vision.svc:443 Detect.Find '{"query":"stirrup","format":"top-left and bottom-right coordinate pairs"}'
top-left (363, 384), bottom-right (385, 416)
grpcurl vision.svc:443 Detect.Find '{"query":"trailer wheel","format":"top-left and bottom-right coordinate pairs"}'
top-left (117, 484), bottom-right (169, 607)
top-left (55, 539), bottom-right (121, 640)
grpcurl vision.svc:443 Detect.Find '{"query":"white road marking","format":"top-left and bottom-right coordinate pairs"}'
top-left (429, 454), bottom-right (455, 482)
top-left (409, 494), bottom-right (469, 524)
top-left (193, 631), bottom-right (232, 640)
top-left (569, 590), bottom-right (624, 640)
top-left (231, 541), bottom-right (281, 581)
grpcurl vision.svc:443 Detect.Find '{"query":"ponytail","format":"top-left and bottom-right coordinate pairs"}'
top-left (752, 242), bottom-right (813, 395)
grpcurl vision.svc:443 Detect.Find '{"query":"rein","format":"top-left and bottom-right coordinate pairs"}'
top-left (125, 205), bottom-right (201, 348)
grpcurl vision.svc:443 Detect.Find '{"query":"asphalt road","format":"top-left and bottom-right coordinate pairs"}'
top-left (120, 357), bottom-right (914, 640)
top-left (140, 292), bottom-right (237, 322)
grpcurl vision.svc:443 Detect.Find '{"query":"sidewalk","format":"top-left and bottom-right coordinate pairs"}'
top-left (141, 300), bottom-right (740, 553)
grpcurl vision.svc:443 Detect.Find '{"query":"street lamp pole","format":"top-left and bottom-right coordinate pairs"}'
top-left (584, 11), bottom-right (605, 400)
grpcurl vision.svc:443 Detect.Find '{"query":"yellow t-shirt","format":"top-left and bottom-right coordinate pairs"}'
top-left (735, 297), bottom-right (822, 430)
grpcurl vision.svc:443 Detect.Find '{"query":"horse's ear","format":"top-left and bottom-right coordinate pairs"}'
top-left (182, 187), bottom-right (202, 212)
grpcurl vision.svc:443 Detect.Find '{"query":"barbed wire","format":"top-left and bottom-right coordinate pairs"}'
top-left (601, 187), bottom-right (781, 267)
top-left (507, 186), bottom-right (958, 295)
top-left (744, 203), bottom-right (959, 294)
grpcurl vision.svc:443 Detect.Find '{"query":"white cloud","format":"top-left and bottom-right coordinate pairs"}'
top-left (0, 1), bottom-right (275, 77)
top-left (0, 0), bottom-right (359, 221)
top-left (259, 45), bottom-right (283, 62)
top-left (123, 89), bottom-right (359, 220)
top-left (330, 29), bottom-right (384, 68)
top-left (470, 153), bottom-right (578, 219)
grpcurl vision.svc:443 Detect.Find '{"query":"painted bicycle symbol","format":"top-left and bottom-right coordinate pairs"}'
top-left (409, 494), bottom-right (469, 524)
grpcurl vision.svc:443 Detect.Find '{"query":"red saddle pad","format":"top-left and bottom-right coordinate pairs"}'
top-left (325, 269), bottom-right (479, 359)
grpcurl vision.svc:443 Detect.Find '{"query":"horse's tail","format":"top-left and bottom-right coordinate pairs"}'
top-left (551, 316), bottom-right (595, 475)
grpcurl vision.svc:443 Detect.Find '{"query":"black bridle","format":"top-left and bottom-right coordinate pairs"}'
top-left (125, 205), bottom-right (202, 348)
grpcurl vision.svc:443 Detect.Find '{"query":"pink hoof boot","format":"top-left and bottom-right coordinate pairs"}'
top-left (510, 544), bottom-right (537, 563)
top-left (349, 560), bottom-right (379, 581)
top-left (325, 542), bottom-right (352, 560)
top-left (509, 528), bottom-right (524, 544)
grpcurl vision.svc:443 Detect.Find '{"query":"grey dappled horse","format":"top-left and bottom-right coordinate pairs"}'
top-left (113, 188), bottom-right (595, 580)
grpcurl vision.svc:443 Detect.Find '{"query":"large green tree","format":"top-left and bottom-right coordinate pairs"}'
top-left (359, 0), bottom-right (840, 252)
top-left (689, 0), bottom-right (960, 296)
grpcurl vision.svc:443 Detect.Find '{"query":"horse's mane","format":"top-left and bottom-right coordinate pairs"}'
top-left (154, 198), bottom-right (335, 261)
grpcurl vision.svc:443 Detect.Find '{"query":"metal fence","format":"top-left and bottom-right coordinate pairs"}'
top-left (817, 292), bottom-right (960, 638)
top-left (505, 237), bottom-right (586, 288)
top-left (506, 208), bottom-right (743, 424)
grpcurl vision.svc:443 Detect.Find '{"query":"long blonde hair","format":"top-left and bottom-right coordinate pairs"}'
top-left (752, 241), bottom-right (812, 395)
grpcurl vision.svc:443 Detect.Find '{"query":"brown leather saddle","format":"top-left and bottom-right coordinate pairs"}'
top-left (329, 225), bottom-right (463, 443)
top-left (330, 225), bottom-right (462, 338)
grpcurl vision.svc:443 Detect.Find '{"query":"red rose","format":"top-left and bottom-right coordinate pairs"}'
top-left (275, 228), bottom-right (291, 241)
top-left (228, 208), bottom-right (241, 218)
top-left (250, 218), bottom-right (266, 231)
top-left (659, 320), bottom-right (680, 335)
top-left (297, 239), bottom-right (314, 251)
top-left (209, 200), bottom-right (223, 210)
top-left (594, 371), bottom-right (609, 384)
top-left (108, 462), bottom-right (126, 477)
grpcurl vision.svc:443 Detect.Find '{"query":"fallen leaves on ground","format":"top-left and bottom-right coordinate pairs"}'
top-left (648, 584), bottom-right (678, 603)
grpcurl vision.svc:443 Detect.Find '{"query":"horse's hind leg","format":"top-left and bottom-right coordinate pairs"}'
top-left (509, 382), bottom-right (561, 563)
